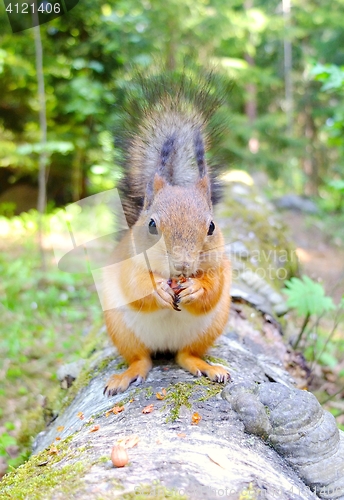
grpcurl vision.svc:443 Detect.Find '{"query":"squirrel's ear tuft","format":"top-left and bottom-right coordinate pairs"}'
top-left (143, 173), bottom-right (166, 210)
top-left (194, 129), bottom-right (207, 179)
top-left (196, 176), bottom-right (212, 206)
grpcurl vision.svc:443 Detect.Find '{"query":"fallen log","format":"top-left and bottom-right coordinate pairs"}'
top-left (1, 181), bottom-right (342, 500)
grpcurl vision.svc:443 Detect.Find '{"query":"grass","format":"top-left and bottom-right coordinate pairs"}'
top-left (0, 211), bottom-right (103, 474)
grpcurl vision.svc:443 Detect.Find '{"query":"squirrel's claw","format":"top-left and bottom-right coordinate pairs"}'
top-left (103, 385), bottom-right (122, 397)
top-left (103, 357), bottom-right (152, 396)
top-left (213, 371), bottom-right (231, 383)
top-left (177, 280), bottom-right (204, 304)
top-left (195, 369), bottom-right (230, 384)
top-left (104, 370), bottom-right (148, 397)
top-left (172, 294), bottom-right (181, 311)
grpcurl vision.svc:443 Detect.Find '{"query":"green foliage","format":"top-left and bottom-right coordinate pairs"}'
top-left (284, 275), bottom-right (335, 318)
top-left (0, 210), bottom-right (104, 473)
top-left (0, 431), bottom-right (27, 469)
top-left (312, 64), bottom-right (344, 92)
top-left (0, 0), bottom-right (123, 201)
top-left (0, 433), bottom-right (16, 460)
top-left (329, 179), bottom-right (344, 192)
top-left (1, 0), bottom-right (344, 203)
top-left (283, 276), bottom-right (340, 353)
top-left (305, 337), bottom-right (338, 368)
top-left (310, 63), bottom-right (344, 210)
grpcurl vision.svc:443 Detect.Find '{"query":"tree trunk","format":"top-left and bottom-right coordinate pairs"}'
top-left (283, 0), bottom-right (293, 135)
top-left (244, 1), bottom-right (259, 155)
top-left (33, 19), bottom-right (48, 271)
top-left (303, 104), bottom-right (320, 196)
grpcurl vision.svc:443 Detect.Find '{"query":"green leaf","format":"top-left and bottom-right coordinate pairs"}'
top-left (318, 352), bottom-right (338, 368)
top-left (311, 63), bottom-right (344, 91)
top-left (328, 179), bottom-right (344, 192)
top-left (0, 433), bottom-right (17, 454)
top-left (284, 275), bottom-right (335, 317)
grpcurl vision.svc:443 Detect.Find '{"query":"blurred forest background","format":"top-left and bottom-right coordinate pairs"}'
top-left (0, 0), bottom-right (344, 209)
top-left (1, 0), bottom-right (344, 480)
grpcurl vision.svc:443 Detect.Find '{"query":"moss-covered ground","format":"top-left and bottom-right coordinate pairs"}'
top-left (0, 437), bottom-right (86, 499)
top-left (163, 378), bottom-right (224, 422)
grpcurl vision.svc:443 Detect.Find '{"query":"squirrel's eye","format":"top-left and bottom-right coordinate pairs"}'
top-left (148, 218), bottom-right (158, 235)
top-left (207, 221), bottom-right (215, 236)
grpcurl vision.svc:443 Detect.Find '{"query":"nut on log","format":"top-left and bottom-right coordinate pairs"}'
top-left (111, 445), bottom-right (128, 468)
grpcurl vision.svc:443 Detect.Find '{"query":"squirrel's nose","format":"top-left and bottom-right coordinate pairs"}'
top-left (173, 261), bottom-right (191, 275)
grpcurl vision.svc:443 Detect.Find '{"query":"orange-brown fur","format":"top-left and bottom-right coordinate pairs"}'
top-left (103, 236), bottom-right (231, 395)
top-left (103, 85), bottom-right (231, 396)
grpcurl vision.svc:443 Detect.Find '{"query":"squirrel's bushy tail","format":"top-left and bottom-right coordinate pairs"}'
top-left (116, 70), bottom-right (229, 227)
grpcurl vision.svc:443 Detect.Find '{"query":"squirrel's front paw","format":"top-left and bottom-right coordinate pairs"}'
top-left (177, 279), bottom-right (204, 305)
top-left (154, 279), bottom-right (176, 309)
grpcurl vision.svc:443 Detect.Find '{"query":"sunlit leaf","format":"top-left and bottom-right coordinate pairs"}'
top-left (284, 275), bottom-right (335, 317)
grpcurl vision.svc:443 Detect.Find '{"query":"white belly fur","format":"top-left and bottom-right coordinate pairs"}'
top-left (102, 264), bottom-right (217, 352)
top-left (122, 306), bottom-right (216, 352)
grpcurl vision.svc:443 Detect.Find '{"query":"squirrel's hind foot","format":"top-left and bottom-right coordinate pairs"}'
top-left (103, 358), bottom-right (152, 397)
top-left (176, 351), bottom-right (230, 384)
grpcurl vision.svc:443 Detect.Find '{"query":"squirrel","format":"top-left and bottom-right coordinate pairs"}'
top-left (102, 72), bottom-right (231, 395)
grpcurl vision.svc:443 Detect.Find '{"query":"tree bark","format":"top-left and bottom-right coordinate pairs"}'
top-left (31, 325), bottom-right (318, 500)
